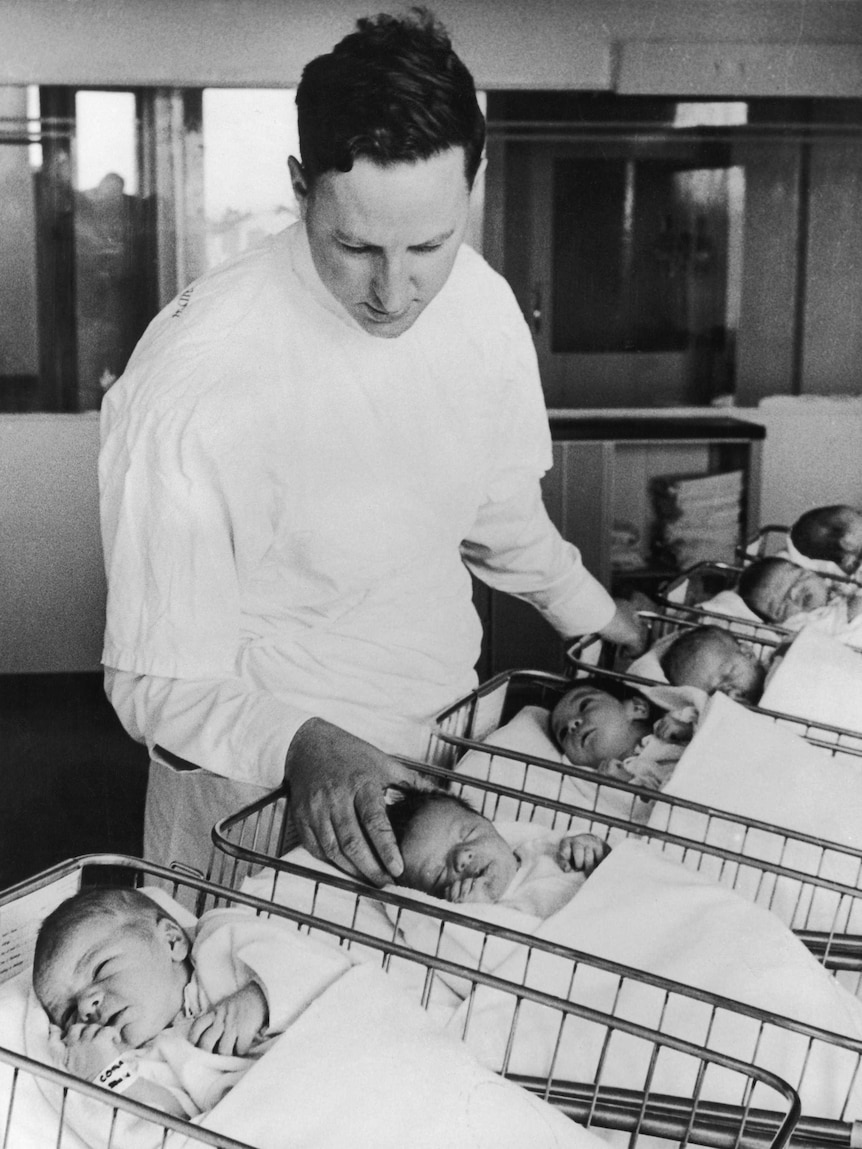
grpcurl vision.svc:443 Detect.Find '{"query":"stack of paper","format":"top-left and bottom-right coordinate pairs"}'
top-left (651, 469), bottom-right (743, 569)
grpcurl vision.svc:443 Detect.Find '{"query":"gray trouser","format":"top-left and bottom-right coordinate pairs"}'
top-left (143, 752), bottom-right (270, 905)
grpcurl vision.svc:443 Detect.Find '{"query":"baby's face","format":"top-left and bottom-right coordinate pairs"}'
top-left (34, 914), bottom-right (190, 1046)
top-left (400, 799), bottom-right (518, 904)
top-left (675, 631), bottom-right (765, 702)
top-left (754, 561), bottom-right (830, 623)
top-left (551, 686), bottom-right (647, 767)
top-left (838, 513), bottom-right (862, 574)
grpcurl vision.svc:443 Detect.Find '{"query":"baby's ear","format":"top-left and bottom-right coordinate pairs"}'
top-left (159, 918), bottom-right (191, 963)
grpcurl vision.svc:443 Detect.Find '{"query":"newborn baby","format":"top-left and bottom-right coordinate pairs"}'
top-left (659, 625), bottom-right (766, 703)
top-left (789, 504), bottom-right (862, 579)
top-left (388, 788), bottom-right (609, 916)
top-left (549, 677), bottom-right (697, 792)
top-left (739, 558), bottom-right (862, 643)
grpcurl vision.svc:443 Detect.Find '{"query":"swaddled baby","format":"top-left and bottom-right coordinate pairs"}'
top-left (739, 557), bottom-right (862, 644)
top-left (788, 504), bottom-right (862, 581)
top-left (548, 677), bottom-right (700, 793)
top-left (388, 787), bottom-right (609, 916)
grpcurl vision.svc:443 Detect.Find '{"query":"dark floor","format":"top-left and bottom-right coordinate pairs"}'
top-left (0, 673), bottom-right (149, 890)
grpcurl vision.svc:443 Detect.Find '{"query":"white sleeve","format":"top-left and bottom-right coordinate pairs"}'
top-left (105, 667), bottom-right (311, 788)
top-left (461, 481), bottom-right (616, 638)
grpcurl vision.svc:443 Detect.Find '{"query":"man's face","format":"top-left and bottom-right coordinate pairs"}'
top-left (551, 686), bottom-right (648, 768)
top-left (291, 148), bottom-right (472, 339)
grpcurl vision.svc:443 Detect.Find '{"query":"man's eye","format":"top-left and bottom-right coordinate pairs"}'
top-left (413, 243), bottom-right (443, 253)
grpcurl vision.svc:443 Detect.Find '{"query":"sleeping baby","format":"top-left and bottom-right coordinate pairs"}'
top-left (738, 557), bottom-right (862, 643)
top-left (32, 885), bottom-right (349, 1120)
top-left (387, 787), bottom-right (610, 915)
top-left (788, 504), bottom-right (862, 580)
top-left (658, 625), bottom-right (766, 703)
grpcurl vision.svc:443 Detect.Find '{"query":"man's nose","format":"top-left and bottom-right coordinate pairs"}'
top-left (371, 256), bottom-right (410, 313)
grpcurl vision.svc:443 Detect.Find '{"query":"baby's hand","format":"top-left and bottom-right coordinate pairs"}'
top-left (62, 1022), bottom-right (128, 1081)
top-left (595, 758), bottom-right (634, 783)
top-left (653, 713), bottom-right (695, 744)
top-left (557, 833), bottom-right (610, 875)
top-left (187, 982), bottom-right (268, 1056)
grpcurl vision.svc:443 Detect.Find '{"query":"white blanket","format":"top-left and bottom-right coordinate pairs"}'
top-left (647, 692), bottom-right (862, 929)
top-left (761, 628), bottom-right (862, 740)
top-left (390, 841), bottom-right (862, 1120)
top-left (185, 965), bottom-right (593, 1149)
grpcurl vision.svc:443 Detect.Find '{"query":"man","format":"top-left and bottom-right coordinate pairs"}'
top-left (99, 8), bottom-right (642, 887)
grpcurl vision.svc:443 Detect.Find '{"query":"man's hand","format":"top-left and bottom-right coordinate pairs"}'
top-left (598, 599), bottom-right (648, 657)
top-left (285, 718), bottom-right (434, 886)
top-left (62, 1022), bottom-right (127, 1080)
top-left (187, 983), bottom-right (267, 1056)
top-left (557, 833), bottom-right (610, 875)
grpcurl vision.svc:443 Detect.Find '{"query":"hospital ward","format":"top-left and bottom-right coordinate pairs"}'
top-left (5, 1), bottom-right (862, 1146)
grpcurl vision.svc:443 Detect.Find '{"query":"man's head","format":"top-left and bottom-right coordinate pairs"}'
top-left (290, 8), bottom-right (485, 338)
top-left (33, 888), bottom-right (191, 1047)
top-left (738, 557), bottom-right (830, 624)
top-left (387, 788), bottom-right (518, 903)
top-left (660, 625), bottom-right (765, 703)
top-left (790, 505), bottom-right (862, 575)
top-left (550, 679), bottom-right (653, 768)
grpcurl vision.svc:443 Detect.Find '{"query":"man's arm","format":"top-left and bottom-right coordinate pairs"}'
top-left (461, 482), bottom-right (646, 654)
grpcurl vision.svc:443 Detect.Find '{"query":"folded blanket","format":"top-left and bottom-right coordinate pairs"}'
top-left (761, 628), bottom-right (862, 739)
top-left (421, 840), bottom-right (862, 1120)
top-left (186, 965), bottom-right (593, 1149)
top-left (648, 692), bottom-right (862, 929)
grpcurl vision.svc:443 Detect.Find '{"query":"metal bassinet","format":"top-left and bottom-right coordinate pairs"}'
top-left (0, 855), bottom-right (801, 1149)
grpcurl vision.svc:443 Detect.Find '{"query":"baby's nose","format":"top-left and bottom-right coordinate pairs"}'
top-left (452, 843), bottom-right (474, 874)
top-left (77, 988), bottom-right (104, 1023)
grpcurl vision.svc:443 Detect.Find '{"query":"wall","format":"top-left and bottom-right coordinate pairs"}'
top-left (3, 1), bottom-right (862, 92)
top-left (0, 415), bottom-right (103, 673)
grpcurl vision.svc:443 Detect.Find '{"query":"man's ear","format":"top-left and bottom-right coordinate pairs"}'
top-left (159, 918), bottom-right (191, 963)
top-left (288, 156), bottom-right (310, 219)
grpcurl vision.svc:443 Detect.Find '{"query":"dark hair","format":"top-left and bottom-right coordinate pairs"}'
top-left (790, 505), bottom-right (857, 565)
top-left (549, 676), bottom-right (659, 753)
top-left (660, 625), bottom-right (737, 682)
top-left (33, 887), bottom-right (183, 992)
top-left (386, 787), bottom-right (477, 846)
top-left (737, 557), bottom-right (792, 621)
top-left (296, 7), bottom-right (485, 186)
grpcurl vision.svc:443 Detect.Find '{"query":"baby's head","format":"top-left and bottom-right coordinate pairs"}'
top-left (387, 789), bottom-right (518, 904)
top-left (738, 557), bottom-right (830, 624)
top-left (660, 625), bottom-right (765, 703)
top-left (550, 677), bottom-right (654, 768)
top-left (33, 887), bottom-right (191, 1046)
top-left (790, 505), bottom-right (862, 575)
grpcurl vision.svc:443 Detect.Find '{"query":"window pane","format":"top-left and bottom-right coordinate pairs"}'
top-left (74, 91), bottom-right (148, 408)
top-left (202, 89), bottom-right (299, 271)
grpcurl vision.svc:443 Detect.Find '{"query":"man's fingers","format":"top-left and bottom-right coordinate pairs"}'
top-left (329, 794), bottom-right (394, 885)
top-left (353, 783), bottom-right (404, 881)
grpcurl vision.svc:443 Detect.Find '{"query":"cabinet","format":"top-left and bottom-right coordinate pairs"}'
top-left (475, 414), bottom-right (764, 678)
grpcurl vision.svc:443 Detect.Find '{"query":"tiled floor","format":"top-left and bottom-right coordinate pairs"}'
top-left (0, 673), bottom-right (149, 890)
